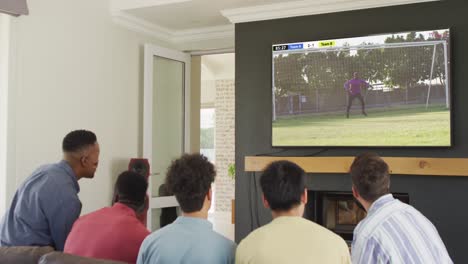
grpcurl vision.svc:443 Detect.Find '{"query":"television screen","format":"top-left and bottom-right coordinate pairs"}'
top-left (272, 29), bottom-right (451, 147)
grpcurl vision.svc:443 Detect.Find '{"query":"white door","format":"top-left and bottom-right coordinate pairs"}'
top-left (143, 44), bottom-right (191, 231)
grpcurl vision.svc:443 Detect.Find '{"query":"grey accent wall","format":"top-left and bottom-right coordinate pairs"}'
top-left (235, 0), bottom-right (468, 262)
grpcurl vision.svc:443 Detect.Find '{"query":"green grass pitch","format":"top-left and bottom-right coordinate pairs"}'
top-left (272, 106), bottom-right (451, 147)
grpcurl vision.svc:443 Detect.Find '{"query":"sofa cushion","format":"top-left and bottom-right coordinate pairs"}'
top-left (0, 246), bottom-right (55, 264)
top-left (39, 251), bottom-right (127, 264)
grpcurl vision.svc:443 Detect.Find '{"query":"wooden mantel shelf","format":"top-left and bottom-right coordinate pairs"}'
top-left (245, 156), bottom-right (468, 177)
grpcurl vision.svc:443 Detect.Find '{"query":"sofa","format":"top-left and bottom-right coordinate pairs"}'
top-left (0, 246), bottom-right (126, 264)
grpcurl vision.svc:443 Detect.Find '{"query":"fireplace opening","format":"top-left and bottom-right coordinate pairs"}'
top-left (304, 191), bottom-right (409, 242)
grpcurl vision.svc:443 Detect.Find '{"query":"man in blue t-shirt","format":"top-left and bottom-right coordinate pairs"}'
top-left (137, 153), bottom-right (236, 264)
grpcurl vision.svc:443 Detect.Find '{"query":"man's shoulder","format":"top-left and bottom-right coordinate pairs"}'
top-left (209, 229), bottom-right (236, 249)
top-left (297, 218), bottom-right (348, 245)
top-left (20, 162), bottom-right (73, 196)
top-left (203, 230), bottom-right (236, 260)
top-left (238, 223), bottom-right (269, 245)
top-left (237, 218), bottom-right (349, 261)
top-left (72, 208), bottom-right (149, 241)
top-left (355, 199), bottom-right (412, 238)
top-left (31, 162), bottom-right (73, 185)
top-left (80, 206), bottom-right (148, 227)
top-left (288, 217), bottom-right (344, 236)
top-left (75, 207), bottom-right (109, 222)
top-left (151, 221), bottom-right (233, 243)
top-left (35, 162), bottom-right (64, 175)
top-left (239, 221), bottom-right (287, 245)
top-left (118, 213), bottom-right (151, 237)
top-left (141, 223), bottom-right (234, 257)
top-left (141, 223), bottom-right (178, 247)
top-left (66, 208), bottom-right (107, 235)
top-left (195, 229), bottom-right (236, 262)
top-left (354, 202), bottom-right (439, 249)
top-left (22, 163), bottom-right (55, 182)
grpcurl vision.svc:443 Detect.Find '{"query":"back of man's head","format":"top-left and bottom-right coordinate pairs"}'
top-left (115, 171), bottom-right (148, 212)
top-left (260, 160), bottom-right (305, 211)
top-left (350, 153), bottom-right (390, 202)
top-left (62, 130), bottom-right (97, 153)
top-left (165, 153), bottom-right (215, 213)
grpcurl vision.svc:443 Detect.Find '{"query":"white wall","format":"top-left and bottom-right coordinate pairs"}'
top-left (0, 14), bottom-right (10, 216)
top-left (7, 0), bottom-right (172, 214)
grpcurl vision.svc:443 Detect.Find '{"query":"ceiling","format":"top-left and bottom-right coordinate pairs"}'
top-left (202, 53), bottom-right (235, 80)
top-left (125, 0), bottom-right (288, 30)
top-left (110, 0), bottom-right (439, 52)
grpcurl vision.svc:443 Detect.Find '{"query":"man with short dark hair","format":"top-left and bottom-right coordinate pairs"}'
top-left (350, 153), bottom-right (452, 264)
top-left (0, 130), bottom-right (99, 251)
top-left (236, 160), bottom-right (351, 264)
top-left (64, 171), bottom-right (150, 263)
top-left (137, 153), bottom-right (236, 264)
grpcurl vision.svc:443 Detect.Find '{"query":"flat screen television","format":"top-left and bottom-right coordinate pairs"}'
top-left (272, 29), bottom-right (451, 147)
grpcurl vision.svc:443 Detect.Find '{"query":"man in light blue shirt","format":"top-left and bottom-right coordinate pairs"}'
top-left (137, 153), bottom-right (236, 264)
top-left (0, 130), bottom-right (99, 251)
top-left (350, 153), bottom-right (452, 264)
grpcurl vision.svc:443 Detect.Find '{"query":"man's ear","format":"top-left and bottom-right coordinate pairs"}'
top-left (80, 155), bottom-right (87, 167)
top-left (261, 193), bottom-right (270, 209)
top-left (112, 193), bottom-right (119, 205)
top-left (301, 188), bottom-right (308, 204)
top-left (207, 188), bottom-right (212, 202)
top-left (143, 195), bottom-right (149, 211)
top-left (352, 185), bottom-right (360, 199)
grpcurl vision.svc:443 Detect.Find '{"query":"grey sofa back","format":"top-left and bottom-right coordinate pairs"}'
top-left (39, 252), bottom-right (126, 264)
top-left (0, 246), bottom-right (127, 264)
top-left (0, 246), bottom-right (54, 264)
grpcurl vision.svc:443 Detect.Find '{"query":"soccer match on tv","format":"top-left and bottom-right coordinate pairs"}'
top-left (272, 29), bottom-right (451, 147)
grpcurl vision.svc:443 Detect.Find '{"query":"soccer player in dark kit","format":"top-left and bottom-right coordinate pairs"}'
top-left (344, 72), bottom-right (371, 118)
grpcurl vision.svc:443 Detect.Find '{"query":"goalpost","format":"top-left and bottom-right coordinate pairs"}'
top-left (339, 40), bottom-right (449, 110)
top-left (272, 40), bottom-right (449, 120)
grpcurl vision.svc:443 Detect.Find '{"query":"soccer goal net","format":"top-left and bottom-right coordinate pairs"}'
top-left (272, 40), bottom-right (450, 119)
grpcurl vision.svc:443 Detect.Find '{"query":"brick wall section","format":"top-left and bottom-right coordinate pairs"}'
top-left (214, 79), bottom-right (235, 212)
